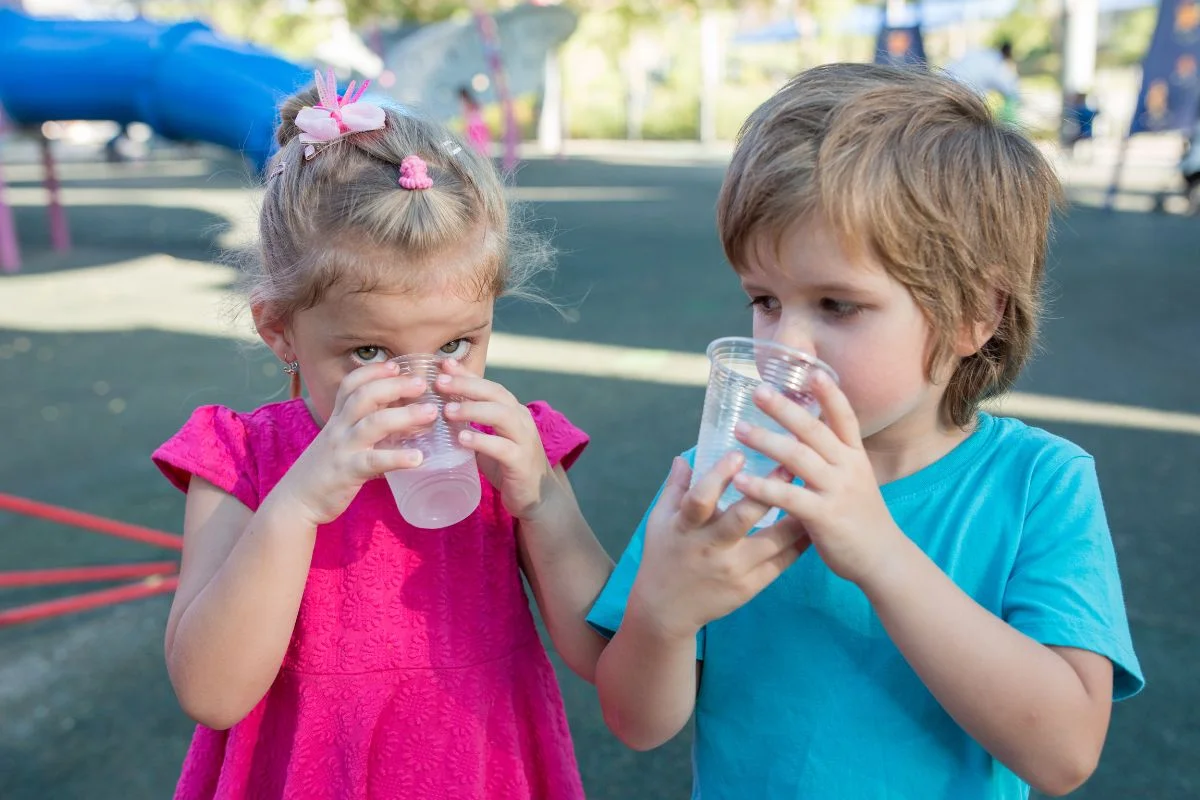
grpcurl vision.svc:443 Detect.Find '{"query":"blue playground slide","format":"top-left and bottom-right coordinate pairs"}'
top-left (0, 8), bottom-right (311, 171)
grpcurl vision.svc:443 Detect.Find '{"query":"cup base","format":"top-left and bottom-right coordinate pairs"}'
top-left (385, 455), bottom-right (482, 529)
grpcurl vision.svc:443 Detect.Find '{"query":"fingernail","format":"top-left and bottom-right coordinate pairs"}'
top-left (458, 430), bottom-right (474, 444)
top-left (419, 403), bottom-right (438, 415)
top-left (734, 421), bottom-right (751, 437)
top-left (436, 374), bottom-right (452, 386)
top-left (755, 384), bottom-right (776, 402)
top-left (405, 450), bottom-right (423, 466)
top-left (386, 361), bottom-right (400, 372)
top-left (445, 401), bottom-right (460, 414)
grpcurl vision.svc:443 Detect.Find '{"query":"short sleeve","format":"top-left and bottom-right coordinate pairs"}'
top-left (527, 400), bottom-right (589, 470)
top-left (587, 451), bottom-right (706, 659)
top-left (151, 405), bottom-right (260, 511)
top-left (1003, 455), bottom-right (1144, 700)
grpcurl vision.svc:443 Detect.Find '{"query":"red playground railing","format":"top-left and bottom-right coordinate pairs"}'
top-left (0, 492), bottom-right (181, 627)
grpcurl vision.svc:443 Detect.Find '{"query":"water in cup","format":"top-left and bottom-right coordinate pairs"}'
top-left (692, 337), bottom-right (836, 526)
top-left (380, 354), bottom-right (482, 529)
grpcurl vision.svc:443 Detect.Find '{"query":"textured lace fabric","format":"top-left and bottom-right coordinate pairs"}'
top-left (153, 399), bottom-right (589, 800)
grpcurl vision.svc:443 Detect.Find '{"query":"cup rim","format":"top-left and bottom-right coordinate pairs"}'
top-left (705, 336), bottom-right (839, 385)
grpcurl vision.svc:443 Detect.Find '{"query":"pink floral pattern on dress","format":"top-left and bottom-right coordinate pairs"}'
top-left (153, 399), bottom-right (589, 800)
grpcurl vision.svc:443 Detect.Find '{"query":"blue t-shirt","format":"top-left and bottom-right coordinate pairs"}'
top-left (588, 412), bottom-right (1143, 800)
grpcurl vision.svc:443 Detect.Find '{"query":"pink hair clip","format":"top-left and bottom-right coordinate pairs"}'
top-left (398, 155), bottom-right (433, 190)
top-left (296, 68), bottom-right (385, 160)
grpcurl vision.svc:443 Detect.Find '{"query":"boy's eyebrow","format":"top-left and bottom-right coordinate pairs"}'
top-left (739, 279), bottom-right (876, 296)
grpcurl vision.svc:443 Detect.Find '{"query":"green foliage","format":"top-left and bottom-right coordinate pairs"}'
top-left (1099, 8), bottom-right (1157, 68)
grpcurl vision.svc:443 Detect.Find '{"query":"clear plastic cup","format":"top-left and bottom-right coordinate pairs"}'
top-left (691, 336), bottom-right (838, 526)
top-left (379, 354), bottom-right (482, 529)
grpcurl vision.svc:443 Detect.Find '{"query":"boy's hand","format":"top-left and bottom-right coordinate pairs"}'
top-left (436, 358), bottom-right (556, 521)
top-left (629, 454), bottom-right (810, 641)
top-left (731, 370), bottom-right (906, 588)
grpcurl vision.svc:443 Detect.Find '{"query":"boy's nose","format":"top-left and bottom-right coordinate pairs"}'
top-left (772, 326), bottom-right (818, 359)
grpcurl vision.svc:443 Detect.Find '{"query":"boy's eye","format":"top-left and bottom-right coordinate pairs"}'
top-left (353, 346), bottom-right (389, 363)
top-left (747, 296), bottom-right (781, 313)
top-left (820, 298), bottom-right (861, 318)
top-left (438, 339), bottom-right (472, 359)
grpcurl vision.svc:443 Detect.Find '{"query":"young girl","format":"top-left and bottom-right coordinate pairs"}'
top-left (153, 71), bottom-right (611, 800)
top-left (589, 63), bottom-right (1143, 799)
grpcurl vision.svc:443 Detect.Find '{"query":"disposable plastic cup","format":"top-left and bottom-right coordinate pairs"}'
top-left (379, 354), bottom-right (481, 529)
top-left (691, 336), bottom-right (838, 526)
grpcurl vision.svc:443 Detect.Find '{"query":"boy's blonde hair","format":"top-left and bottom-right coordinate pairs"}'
top-left (247, 85), bottom-right (547, 331)
top-left (717, 63), bottom-right (1063, 427)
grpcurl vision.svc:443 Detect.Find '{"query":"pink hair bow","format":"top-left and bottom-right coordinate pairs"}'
top-left (296, 68), bottom-right (385, 159)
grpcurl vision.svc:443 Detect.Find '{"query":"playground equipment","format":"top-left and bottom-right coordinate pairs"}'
top-left (0, 492), bottom-right (181, 628)
top-left (0, 7), bottom-right (310, 272)
top-left (1106, 0), bottom-right (1200, 210)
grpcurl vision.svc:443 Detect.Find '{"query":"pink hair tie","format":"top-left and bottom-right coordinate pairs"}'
top-left (398, 155), bottom-right (433, 190)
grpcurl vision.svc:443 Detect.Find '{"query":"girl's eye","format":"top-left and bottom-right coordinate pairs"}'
top-left (820, 298), bottom-right (862, 318)
top-left (437, 339), bottom-right (472, 359)
top-left (747, 296), bottom-right (781, 313)
top-left (352, 346), bottom-right (388, 364)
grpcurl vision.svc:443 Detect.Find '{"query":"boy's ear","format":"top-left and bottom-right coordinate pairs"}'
top-left (955, 291), bottom-right (1006, 357)
top-left (251, 302), bottom-right (293, 363)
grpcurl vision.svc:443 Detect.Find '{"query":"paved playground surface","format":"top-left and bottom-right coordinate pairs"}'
top-left (1, 136), bottom-right (1197, 798)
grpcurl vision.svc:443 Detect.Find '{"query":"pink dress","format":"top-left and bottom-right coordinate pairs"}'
top-left (153, 398), bottom-right (588, 800)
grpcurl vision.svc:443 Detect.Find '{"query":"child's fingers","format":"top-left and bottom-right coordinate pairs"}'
top-left (445, 400), bottom-right (532, 444)
top-left (457, 429), bottom-right (521, 466)
top-left (647, 458), bottom-right (692, 529)
top-left (341, 375), bottom-right (431, 427)
top-left (435, 370), bottom-right (515, 405)
top-left (734, 423), bottom-right (828, 488)
top-left (352, 403), bottom-right (439, 448)
top-left (358, 446), bottom-right (425, 478)
top-left (333, 362), bottom-right (403, 416)
top-left (752, 384), bottom-right (842, 463)
top-left (678, 451), bottom-right (742, 528)
top-left (810, 370), bottom-right (862, 448)
top-left (709, 495), bottom-right (774, 544)
top-left (732, 471), bottom-right (817, 521)
top-left (747, 533), bottom-right (808, 589)
top-left (737, 517), bottom-right (810, 568)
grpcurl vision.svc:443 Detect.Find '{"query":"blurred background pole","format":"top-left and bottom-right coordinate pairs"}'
top-left (1062, 0), bottom-right (1099, 98)
top-left (538, 48), bottom-right (565, 157)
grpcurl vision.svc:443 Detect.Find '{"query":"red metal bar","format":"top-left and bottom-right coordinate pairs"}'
top-left (0, 492), bottom-right (182, 550)
top-left (0, 575), bottom-right (180, 627)
top-left (0, 561), bottom-right (178, 588)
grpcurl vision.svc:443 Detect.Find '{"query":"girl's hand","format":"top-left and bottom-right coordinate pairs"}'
top-left (731, 371), bottom-right (906, 587)
top-left (629, 454), bottom-right (810, 641)
top-left (436, 358), bottom-right (555, 521)
top-left (281, 362), bottom-right (437, 526)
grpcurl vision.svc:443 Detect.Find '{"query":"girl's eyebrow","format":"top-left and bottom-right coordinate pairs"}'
top-left (331, 320), bottom-right (493, 342)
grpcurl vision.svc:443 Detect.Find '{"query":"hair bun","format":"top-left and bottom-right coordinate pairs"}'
top-left (275, 86), bottom-right (323, 148)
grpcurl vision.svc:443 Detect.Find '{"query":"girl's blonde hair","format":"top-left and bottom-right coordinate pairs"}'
top-left (245, 84), bottom-right (549, 333)
top-left (718, 63), bottom-right (1063, 428)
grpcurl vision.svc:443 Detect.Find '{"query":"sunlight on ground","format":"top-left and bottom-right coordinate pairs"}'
top-left (2, 255), bottom-right (1198, 437)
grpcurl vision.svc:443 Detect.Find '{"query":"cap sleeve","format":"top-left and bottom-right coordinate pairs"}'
top-left (152, 405), bottom-right (260, 510)
top-left (527, 400), bottom-right (589, 470)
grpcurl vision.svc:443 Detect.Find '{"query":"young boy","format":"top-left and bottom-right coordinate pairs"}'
top-left (588, 63), bottom-right (1142, 799)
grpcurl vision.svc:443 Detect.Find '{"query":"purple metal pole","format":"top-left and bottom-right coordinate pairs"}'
top-left (39, 133), bottom-right (70, 253)
top-left (0, 106), bottom-right (20, 272)
top-left (473, 9), bottom-right (520, 173)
